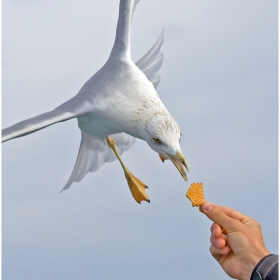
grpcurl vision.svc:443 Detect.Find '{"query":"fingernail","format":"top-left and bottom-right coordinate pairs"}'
top-left (203, 202), bottom-right (213, 212)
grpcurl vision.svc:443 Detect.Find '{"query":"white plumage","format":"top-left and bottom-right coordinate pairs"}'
top-left (2, 0), bottom-right (188, 203)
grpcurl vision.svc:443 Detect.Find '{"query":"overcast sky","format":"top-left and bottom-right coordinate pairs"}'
top-left (2, 0), bottom-right (278, 279)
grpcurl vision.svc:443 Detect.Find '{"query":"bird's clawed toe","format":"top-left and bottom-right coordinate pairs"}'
top-left (125, 170), bottom-right (150, 204)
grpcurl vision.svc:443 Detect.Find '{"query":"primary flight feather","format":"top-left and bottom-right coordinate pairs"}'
top-left (2, 0), bottom-right (189, 203)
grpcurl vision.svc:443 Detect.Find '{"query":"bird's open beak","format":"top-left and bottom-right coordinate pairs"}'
top-left (159, 151), bottom-right (189, 181)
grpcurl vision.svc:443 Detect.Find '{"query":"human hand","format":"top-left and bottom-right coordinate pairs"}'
top-left (200, 202), bottom-right (270, 280)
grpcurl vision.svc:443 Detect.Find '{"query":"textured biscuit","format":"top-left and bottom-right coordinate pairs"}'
top-left (186, 182), bottom-right (205, 207)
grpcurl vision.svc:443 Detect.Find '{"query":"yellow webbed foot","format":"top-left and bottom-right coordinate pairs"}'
top-left (125, 170), bottom-right (150, 204)
top-left (106, 137), bottom-right (150, 204)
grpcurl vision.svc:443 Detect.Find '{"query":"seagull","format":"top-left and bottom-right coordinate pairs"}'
top-left (2, 0), bottom-right (189, 204)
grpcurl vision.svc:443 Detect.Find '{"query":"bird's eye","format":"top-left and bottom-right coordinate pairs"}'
top-left (153, 138), bottom-right (161, 144)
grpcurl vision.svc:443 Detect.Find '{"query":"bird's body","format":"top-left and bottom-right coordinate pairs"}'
top-left (2, 0), bottom-right (188, 202)
top-left (76, 58), bottom-right (163, 140)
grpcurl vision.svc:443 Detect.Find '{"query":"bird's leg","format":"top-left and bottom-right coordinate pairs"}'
top-left (106, 137), bottom-right (150, 204)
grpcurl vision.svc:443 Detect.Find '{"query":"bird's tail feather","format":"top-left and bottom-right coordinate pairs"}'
top-left (61, 131), bottom-right (135, 192)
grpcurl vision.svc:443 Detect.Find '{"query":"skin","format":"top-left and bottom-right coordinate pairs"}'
top-left (200, 201), bottom-right (270, 280)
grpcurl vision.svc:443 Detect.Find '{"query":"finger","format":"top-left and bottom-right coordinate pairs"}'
top-left (210, 244), bottom-right (231, 259)
top-left (201, 202), bottom-right (241, 232)
top-left (210, 223), bottom-right (223, 237)
top-left (210, 234), bottom-right (226, 249)
top-left (214, 205), bottom-right (253, 224)
top-left (201, 202), bottom-right (252, 224)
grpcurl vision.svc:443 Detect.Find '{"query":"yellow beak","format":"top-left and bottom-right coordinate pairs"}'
top-left (166, 151), bottom-right (189, 181)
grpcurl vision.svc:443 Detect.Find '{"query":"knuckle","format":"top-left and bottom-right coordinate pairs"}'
top-left (229, 219), bottom-right (241, 230)
top-left (210, 223), bottom-right (219, 233)
top-left (254, 221), bottom-right (262, 231)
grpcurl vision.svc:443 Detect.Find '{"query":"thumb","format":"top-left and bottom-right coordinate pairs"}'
top-left (201, 202), bottom-right (239, 232)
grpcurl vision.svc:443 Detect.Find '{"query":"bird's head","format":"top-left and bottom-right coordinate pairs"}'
top-left (142, 114), bottom-right (189, 181)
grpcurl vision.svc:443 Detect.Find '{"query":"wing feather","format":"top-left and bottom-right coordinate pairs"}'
top-left (132, 0), bottom-right (140, 21)
top-left (2, 97), bottom-right (86, 143)
top-left (135, 31), bottom-right (164, 89)
top-left (61, 132), bottom-right (135, 191)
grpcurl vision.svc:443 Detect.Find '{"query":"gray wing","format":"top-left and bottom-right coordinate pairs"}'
top-left (135, 30), bottom-right (164, 89)
top-left (2, 96), bottom-right (87, 143)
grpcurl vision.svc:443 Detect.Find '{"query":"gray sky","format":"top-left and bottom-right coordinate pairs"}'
top-left (2, 0), bottom-right (278, 279)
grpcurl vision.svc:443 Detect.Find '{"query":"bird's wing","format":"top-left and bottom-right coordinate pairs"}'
top-left (109, 0), bottom-right (137, 59)
top-left (2, 97), bottom-right (86, 142)
top-left (132, 0), bottom-right (140, 19)
top-left (61, 132), bottom-right (135, 191)
top-left (135, 31), bottom-right (164, 89)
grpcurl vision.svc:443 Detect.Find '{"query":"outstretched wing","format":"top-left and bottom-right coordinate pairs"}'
top-left (2, 96), bottom-right (86, 143)
top-left (61, 132), bottom-right (135, 191)
top-left (135, 31), bottom-right (164, 89)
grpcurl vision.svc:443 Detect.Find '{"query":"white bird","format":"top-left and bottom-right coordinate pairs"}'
top-left (2, 0), bottom-right (189, 204)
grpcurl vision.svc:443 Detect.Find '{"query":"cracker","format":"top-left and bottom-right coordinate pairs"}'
top-left (186, 182), bottom-right (205, 207)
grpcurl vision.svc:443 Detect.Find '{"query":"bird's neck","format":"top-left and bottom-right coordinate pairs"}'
top-left (109, 0), bottom-right (134, 60)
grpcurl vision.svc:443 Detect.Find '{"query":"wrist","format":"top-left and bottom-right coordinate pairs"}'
top-left (240, 250), bottom-right (270, 280)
